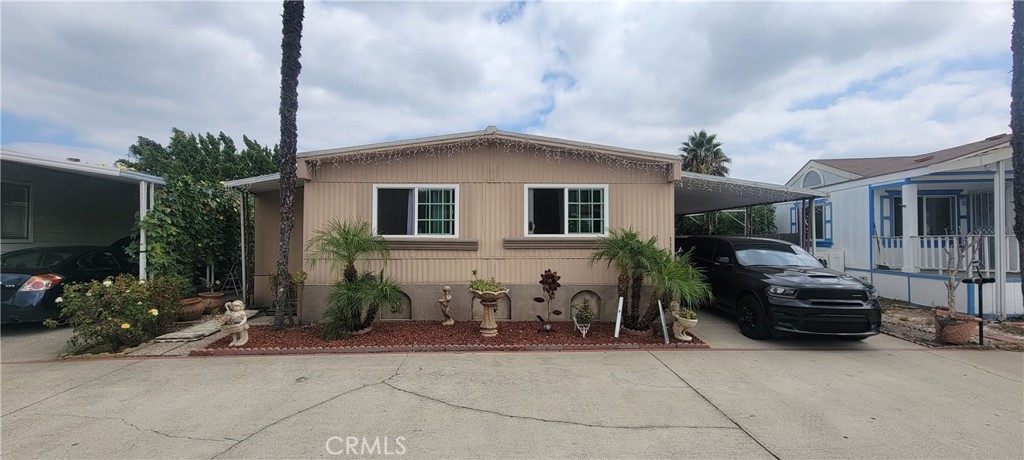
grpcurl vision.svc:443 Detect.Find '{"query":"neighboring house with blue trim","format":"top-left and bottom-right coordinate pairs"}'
top-left (776, 134), bottom-right (1020, 318)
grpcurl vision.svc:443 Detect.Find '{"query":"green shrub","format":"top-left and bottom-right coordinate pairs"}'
top-left (572, 298), bottom-right (596, 324)
top-left (51, 274), bottom-right (189, 353)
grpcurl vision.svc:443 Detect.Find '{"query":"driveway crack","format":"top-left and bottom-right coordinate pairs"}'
top-left (924, 351), bottom-right (1023, 383)
top-left (381, 381), bottom-right (735, 430)
top-left (210, 353), bottom-right (410, 459)
top-left (649, 351), bottom-right (781, 460)
top-left (28, 413), bottom-right (238, 443)
top-left (2, 359), bottom-right (143, 418)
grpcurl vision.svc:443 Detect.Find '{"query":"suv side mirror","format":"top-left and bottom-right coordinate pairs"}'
top-left (715, 256), bottom-right (732, 265)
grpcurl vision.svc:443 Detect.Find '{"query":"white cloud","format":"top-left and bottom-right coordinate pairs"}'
top-left (0, 0), bottom-right (1012, 184)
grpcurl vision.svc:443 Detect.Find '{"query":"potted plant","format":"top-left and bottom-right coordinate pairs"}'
top-left (469, 269), bottom-right (508, 337)
top-left (668, 301), bottom-right (699, 342)
top-left (198, 278), bottom-right (225, 315)
top-left (571, 297), bottom-right (596, 337)
top-left (934, 233), bottom-right (983, 345)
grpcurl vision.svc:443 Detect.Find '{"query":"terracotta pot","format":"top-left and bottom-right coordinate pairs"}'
top-left (199, 292), bottom-right (226, 315)
top-left (933, 308), bottom-right (981, 345)
top-left (177, 298), bottom-right (205, 321)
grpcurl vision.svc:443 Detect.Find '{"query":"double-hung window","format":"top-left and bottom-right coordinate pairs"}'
top-left (2, 182), bottom-right (31, 241)
top-left (374, 185), bottom-right (458, 237)
top-left (525, 185), bottom-right (607, 236)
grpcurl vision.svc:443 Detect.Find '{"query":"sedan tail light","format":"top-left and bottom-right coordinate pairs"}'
top-left (18, 274), bottom-right (64, 292)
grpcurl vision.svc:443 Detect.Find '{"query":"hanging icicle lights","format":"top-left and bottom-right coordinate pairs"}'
top-left (303, 133), bottom-right (675, 178)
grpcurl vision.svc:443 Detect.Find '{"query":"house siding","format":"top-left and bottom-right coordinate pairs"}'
top-left (269, 144), bottom-right (675, 323)
top-left (252, 188), bottom-right (304, 310)
top-left (0, 162), bottom-right (138, 253)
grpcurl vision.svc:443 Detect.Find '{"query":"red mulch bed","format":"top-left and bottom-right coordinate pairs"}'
top-left (193, 321), bottom-right (707, 356)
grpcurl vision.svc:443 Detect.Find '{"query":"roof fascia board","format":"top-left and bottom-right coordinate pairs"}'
top-left (1, 150), bottom-right (164, 185)
top-left (678, 170), bottom-right (827, 198)
top-left (298, 128), bottom-right (679, 165)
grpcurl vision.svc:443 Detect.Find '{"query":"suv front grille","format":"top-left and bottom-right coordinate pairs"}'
top-left (796, 289), bottom-right (868, 302)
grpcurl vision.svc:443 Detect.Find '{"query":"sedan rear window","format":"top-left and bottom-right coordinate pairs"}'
top-left (1, 250), bottom-right (74, 270)
top-left (734, 243), bottom-right (822, 268)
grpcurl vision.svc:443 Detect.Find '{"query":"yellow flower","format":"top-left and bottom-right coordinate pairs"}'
top-left (120, 323), bottom-right (131, 329)
top-left (214, 280), bottom-right (220, 285)
top-left (197, 243), bottom-right (203, 248)
top-left (148, 309), bottom-right (159, 316)
top-left (103, 279), bottom-right (113, 287)
top-left (55, 297), bottom-right (63, 303)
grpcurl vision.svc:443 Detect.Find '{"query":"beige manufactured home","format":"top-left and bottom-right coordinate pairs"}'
top-left (232, 127), bottom-right (681, 324)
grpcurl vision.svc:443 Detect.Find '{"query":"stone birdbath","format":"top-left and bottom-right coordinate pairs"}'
top-left (470, 288), bottom-right (509, 337)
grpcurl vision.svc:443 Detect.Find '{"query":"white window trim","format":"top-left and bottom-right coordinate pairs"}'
top-left (372, 184), bottom-right (460, 238)
top-left (523, 184), bottom-right (609, 237)
top-left (1, 180), bottom-right (33, 243)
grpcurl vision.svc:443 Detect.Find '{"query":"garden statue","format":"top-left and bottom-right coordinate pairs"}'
top-left (668, 301), bottom-right (698, 342)
top-left (438, 285), bottom-right (455, 325)
top-left (219, 300), bottom-right (249, 346)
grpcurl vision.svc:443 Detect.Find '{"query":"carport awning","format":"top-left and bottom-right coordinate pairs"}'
top-left (675, 171), bottom-right (826, 215)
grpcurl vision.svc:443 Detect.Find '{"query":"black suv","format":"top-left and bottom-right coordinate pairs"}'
top-left (678, 236), bottom-right (881, 340)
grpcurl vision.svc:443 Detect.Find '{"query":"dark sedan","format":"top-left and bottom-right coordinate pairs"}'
top-left (679, 236), bottom-right (881, 340)
top-left (1, 246), bottom-right (132, 324)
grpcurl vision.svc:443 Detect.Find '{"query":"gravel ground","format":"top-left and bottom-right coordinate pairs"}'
top-left (881, 299), bottom-right (1024, 351)
top-left (203, 320), bottom-right (706, 351)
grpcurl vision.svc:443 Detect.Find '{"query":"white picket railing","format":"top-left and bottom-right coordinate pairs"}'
top-left (871, 235), bottom-right (1019, 274)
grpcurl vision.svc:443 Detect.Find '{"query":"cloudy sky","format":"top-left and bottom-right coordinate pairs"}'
top-left (0, 0), bottom-right (1012, 184)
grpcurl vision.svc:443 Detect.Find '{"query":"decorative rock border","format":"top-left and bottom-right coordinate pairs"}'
top-left (190, 340), bottom-right (708, 356)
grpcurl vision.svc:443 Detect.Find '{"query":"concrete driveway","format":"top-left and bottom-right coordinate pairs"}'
top-left (2, 310), bottom-right (1021, 459)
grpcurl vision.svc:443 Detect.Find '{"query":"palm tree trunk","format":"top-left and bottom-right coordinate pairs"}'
top-left (273, 0), bottom-right (304, 329)
top-left (629, 273), bottom-right (643, 328)
top-left (1013, 1), bottom-right (1024, 307)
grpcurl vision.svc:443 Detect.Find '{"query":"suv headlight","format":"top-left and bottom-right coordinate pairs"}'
top-left (867, 286), bottom-right (879, 300)
top-left (766, 285), bottom-right (797, 297)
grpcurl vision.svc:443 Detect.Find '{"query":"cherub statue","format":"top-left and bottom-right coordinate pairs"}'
top-left (219, 300), bottom-right (249, 346)
top-left (438, 285), bottom-right (454, 326)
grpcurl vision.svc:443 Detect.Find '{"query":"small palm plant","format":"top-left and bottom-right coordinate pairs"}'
top-left (640, 249), bottom-right (712, 330)
top-left (321, 271), bottom-right (406, 340)
top-left (306, 219), bottom-right (405, 339)
top-left (588, 228), bottom-right (659, 330)
top-left (305, 220), bottom-right (389, 282)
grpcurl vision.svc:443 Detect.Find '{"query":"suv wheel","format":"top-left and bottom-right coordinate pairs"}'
top-left (737, 295), bottom-right (772, 340)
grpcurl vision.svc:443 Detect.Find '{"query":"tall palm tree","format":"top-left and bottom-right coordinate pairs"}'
top-left (679, 130), bottom-right (730, 176)
top-left (305, 220), bottom-right (391, 282)
top-left (679, 130), bottom-right (731, 234)
top-left (588, 228), bottom-right (659, 329)
top-left (1013, 1), bottom-right (1024, 305)
top-left (273, 0), bottom-right (304, 329)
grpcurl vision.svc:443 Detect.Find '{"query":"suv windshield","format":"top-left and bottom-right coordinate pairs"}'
top-left (733, 242), bottom-right (822, 268)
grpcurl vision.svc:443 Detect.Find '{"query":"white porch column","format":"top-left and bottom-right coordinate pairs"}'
top-left (993, 159), bottom-right (1008, 319)
top-left (810, 199), bottom-right (817, 257)
top-left (138, 181), bottom-right (148, 280)
top-left (902, 183), bottom-right (918, 273)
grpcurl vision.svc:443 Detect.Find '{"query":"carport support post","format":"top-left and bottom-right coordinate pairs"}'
top-left (138, 181), bottom-right (148, 280)
top-left (240, 191), bottom-right (248, 306)
top-left (744, 206), bottom-right (752, 236)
